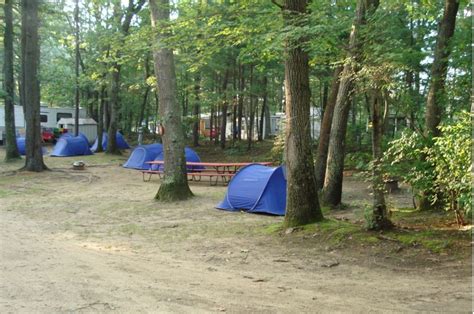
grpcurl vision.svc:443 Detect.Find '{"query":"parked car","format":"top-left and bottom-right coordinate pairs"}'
top-left (42, 128), bottom-right (56, 143)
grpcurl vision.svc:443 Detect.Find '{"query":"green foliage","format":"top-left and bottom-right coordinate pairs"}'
top-left (384, 111), bottom-right (472, 223)
top-left (345, 152), bottom-right (372, 171)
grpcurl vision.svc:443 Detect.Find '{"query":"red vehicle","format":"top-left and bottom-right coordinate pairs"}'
top-left (41, 128), bottom-right (56, 143)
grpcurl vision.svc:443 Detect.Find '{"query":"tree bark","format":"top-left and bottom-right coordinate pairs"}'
top-left (3, 0), bottom-right (21, 161)
top-left (74, 0), bottom-right (80, 136)
top-left (107, 64), bottom-right (121, 154)
top-left (237, 64), bottom-right (244, 141)
top-left (192, 73), bottom-right (201, 147)
top-left (150, 0), bottom-right (193, 201)
top-left (21, 0), bottom-right (47, 171)
top-left (107, 0), bottom-right (145, 154)
top-left (258, 76), bottom-right (268, 141)
top-left (323, 0), bottom-right (379, 207)
top-left (96, 87), bottom-right (105, 153)
top-left (138, 55), bottom-right (151, 128)
top-left (424, 0), bottom-right (459, 137)
top-left (366, 90), bottom-right (392, 230)
top-left (280, 0), bottom-right (323, 227)
top-left (220, 68), bottom-right (230, 149)
top-left (314, 66), bottom-right (342, 190)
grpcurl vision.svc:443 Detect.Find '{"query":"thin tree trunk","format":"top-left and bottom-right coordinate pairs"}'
top-left (314, 66), bottom-right (342, 189)
top-left (220, 69), bottom-right (230, 149)
top-left (366, 90), bottom-right (392, 230)
top-left (3, 0), bottom-right (21, 161)
top-left (74, 0), bottom-right (80, 136)
top-left (138, 55), bottom-right (151, 127)
top-left (21, 0), bottom-right (47, 171)
top-left (107, 0), bottom-right (145, 154)
top-left (210, 106), bottom-right (214, 141)
top-left (192, 73), bottom-right (200, 147)
top-left (258, 76), bottom-right (268, 141)
top-left (247, 65), bottom-right (255, 150)
top-left (106, 64), bottom-right (121, 154)
top-left (237, 64), bottom-right (244, 141)
top-left (425, 0), bottom-right (459, 137)
top-left (323, 0), bottom-right (379, 207)
top-left (150, 0), bottom-right (192, 201)
top-left (279, 0), bottom-right (323, 227)
top-left (96, 87), bottom-right (105, 153)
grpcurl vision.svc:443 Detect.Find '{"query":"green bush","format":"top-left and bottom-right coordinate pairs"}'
top-left (384, 111), bottom-right (472, 225)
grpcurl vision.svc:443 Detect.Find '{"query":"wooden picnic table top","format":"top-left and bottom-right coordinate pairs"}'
top-left (145, 161), bottom-right (272, 167)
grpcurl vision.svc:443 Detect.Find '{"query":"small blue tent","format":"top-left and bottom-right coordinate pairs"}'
top-left (151, 147), bottom-right (203, 171)
top-left (123, 143), bottom-right (163, 170)
top-left (91, 132), bottom-right (130, 152)
top-left (216, 164), bottom-right (286, 216)
top-left (60, 132), bottom-right (88, 143)
top-left (51, 136), bottom-right (93, 157)
top-left (16, 137), bottom-right (47, 155)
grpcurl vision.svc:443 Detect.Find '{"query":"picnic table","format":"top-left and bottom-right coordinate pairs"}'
top-left (141, 161), bottom-right (273, 185)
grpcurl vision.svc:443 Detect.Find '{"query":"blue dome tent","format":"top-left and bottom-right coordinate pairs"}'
top-left (50, 136), bottom-right (93, 157)
top-left (151, 147), bottom-right (203, 171)
top-left (123, 143), bottom-right (163, 170)
top-left (16, 137), bottom-right (47, 155)
top-left (216, 164), bottom-right (286, 216)
top-left (60, 132), bottom-right (88, 143)
top-left (91, 132), bottom-right (130, 152)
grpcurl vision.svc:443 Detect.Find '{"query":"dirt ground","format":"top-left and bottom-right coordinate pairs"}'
top-left (0, 149), bottom-right (472, 313)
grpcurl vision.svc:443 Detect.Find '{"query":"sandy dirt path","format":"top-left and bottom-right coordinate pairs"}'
top-left (0, 156), bottom-right (471, 313)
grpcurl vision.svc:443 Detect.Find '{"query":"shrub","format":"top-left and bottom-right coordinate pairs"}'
top-left (384, 111), bottom-right (472, 225)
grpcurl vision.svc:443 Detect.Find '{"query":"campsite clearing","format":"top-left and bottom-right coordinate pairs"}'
top-left (0, 150), bottom-right (471, 312)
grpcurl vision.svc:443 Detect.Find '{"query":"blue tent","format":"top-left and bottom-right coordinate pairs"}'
top-left (50, 136), bottom-right (93, 157)
top-left (216, 164), bottom-right (286, 216)
top-left (151, 147), bottom-right (203, 171)
top-left (123, 143), bottom-right (163, 170)
top-left (60, 132), bottom-right (88, 143)
top-left (16, 137), bottom-right (47, 156)
top-left (91, 132), bottom-right (130, 152)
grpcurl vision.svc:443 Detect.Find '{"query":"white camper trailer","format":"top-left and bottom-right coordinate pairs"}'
top-left (0, 105), bottom-right (87, 144)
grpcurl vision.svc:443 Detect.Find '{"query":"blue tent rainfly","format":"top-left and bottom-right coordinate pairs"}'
top-left (123, 143), bottom-right (164, 170)
top-left (91, 132), bottom-right (130, 152)
top-left (50, 136), bottom-right (93, 157)
top-left (216, 164), bottom-right (287, 216)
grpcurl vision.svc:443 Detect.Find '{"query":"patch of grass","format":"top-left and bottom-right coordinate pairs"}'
top-left (0, 189), bottom-right (13, 198)
top-left (389, 230), bottom-right (453, 253)
top-left (262, 222), bottom-right (284, 234)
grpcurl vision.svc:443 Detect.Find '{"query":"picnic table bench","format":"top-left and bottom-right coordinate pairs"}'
top-left (142, 161), bottom-right (272, 185)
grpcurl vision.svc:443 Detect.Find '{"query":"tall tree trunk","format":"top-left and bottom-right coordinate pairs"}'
top-left (138, 55), bottom-right (151, 128)
top-left (425, 0), bottom-right (459, 137)
top-left (21, 0), bottom-right (47, 171)
top-left (150, 0), bottom-right (192, 201)
top-left (96, 87), bottom-right (105, 153)
top-left (74, 0), bottom-right (80, 136)
top-left (210, 106), bottom-right (214, 141)
top-left (258, 76), bottom-right (268, 141)
top-left (419, 0), bottom-right (459, 210)
top-left (247, 65), bottom-right (255, 150)
top-left (220, 69), bottom-right (230, 149)
top-left (279, 0), bottom-right (323, 227)
top-left (237, 64), bottom-right (244, 141)
top-left (3, 0), bottom-right (21, 161)
top-left (192, 74), bottom-right (200, 147)
top-left (323, 0), bottom-right (379, 207)
top-left (107, 0), bottom-right (145, 154)
top-left (366, 90), bottom-right (392, 230)
top-left (107, 65), bottom-right (121, 154)
top-left (314, 66), bottom-right (342, 189)
top-left (264, 98), bottom-right (271, 138)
